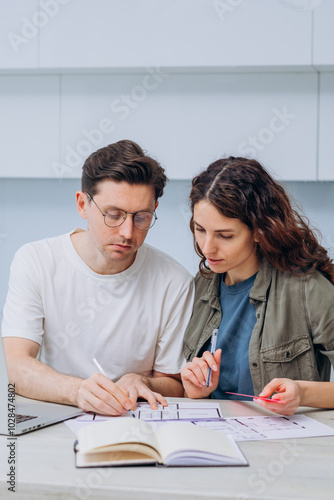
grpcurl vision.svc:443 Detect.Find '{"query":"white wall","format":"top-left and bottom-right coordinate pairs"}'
top-left (0, 0), bottom-right (334, 380)
top-left (1, 178), bottom-right (334, 322)
top-left (0, 0), bottom-right (334, 182)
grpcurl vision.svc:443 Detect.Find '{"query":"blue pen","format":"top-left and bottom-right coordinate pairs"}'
top-left (206, 329), bottom-right (219, 388)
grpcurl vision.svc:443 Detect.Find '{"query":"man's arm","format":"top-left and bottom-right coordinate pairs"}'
top-left (116, 370), bottom-right (184, 410)
top-left (3, 337), bottom-right (135, 415)
top-left (150, 370), bottom-right (183, 396)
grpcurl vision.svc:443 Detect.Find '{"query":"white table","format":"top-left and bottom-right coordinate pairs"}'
top-left (1, 398), bottom-right (334, 500)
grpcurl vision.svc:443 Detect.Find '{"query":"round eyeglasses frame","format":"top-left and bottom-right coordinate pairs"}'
top-left (85, 192), bottom-right (157, 231)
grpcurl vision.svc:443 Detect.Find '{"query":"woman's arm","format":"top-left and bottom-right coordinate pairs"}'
top-left (255, 378), bottom-right (334, 415)
top-left (181, 349), bottom-right (222, 398)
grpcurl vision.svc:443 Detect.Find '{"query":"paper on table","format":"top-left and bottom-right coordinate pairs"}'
top-left (194, 414), bottom-right (334, 441)
top-left (133, 401), bottom-right (223, 421)
top-left (65, 412), bottom-right (133, 435)
top-left (65, 401), bottom-right (224, 435)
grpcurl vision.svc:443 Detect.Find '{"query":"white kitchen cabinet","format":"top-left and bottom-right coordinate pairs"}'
top-left (0, 0), bottom-right (39, 69)
top-left (313, 1), bottom-right (334, 68)
top-left (39, 0), bottom-right (312, 70)
top-left (318, 73), bottom-right (334, 180)
top-left (56, 72), bottom-right (317, 181)
top-left (0, 76), bottom-right (59, 177)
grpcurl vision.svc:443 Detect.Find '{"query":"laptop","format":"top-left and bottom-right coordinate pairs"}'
top-left (0, 337), bottom-right (83, 435)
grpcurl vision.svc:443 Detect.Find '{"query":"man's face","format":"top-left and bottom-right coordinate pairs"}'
top-left (77, 179), bottom-right (157, 274)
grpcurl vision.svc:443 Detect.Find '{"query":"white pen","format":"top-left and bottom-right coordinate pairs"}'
top-left (92, 357), bottom-right (107, 377)
top-left (92, 358), bottom-right (133, 414)
top-left (206, 329), bottom-right (219, 388)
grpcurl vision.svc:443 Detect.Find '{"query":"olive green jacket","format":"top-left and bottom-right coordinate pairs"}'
top-left (183, 259), bottom-right (334, 396)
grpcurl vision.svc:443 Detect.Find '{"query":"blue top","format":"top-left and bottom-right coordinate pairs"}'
top-left (200, 272), bottom-right (257, 400)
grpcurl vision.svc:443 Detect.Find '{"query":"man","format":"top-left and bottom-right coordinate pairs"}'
top-left (1, 140), bottom-right (194, 415)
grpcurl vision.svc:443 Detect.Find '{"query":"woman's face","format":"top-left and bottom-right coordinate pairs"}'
top-left (193, 200), bottom-right (260, 285)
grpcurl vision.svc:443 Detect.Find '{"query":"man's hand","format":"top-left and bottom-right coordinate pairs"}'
top-left (116, 373), bottom-right (168, 411)
top-left (77, 372), bottom-right (168, 415)
top-left (181, 349), bottom-right (222, 399)
top-left (76, 373), bottom-right (133, 415)
top-left (3, 339), bottom-right (171, 414)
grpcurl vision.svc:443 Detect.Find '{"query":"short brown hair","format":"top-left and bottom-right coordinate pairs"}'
top-left (81, 140), bottom-right (167, 200)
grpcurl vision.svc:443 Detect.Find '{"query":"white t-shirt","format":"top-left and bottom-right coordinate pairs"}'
top-left (1, 229), bottom-right (194, 380)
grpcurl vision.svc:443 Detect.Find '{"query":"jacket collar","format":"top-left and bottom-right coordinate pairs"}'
top-left (200, 258), bottom-right (273, 305)
top-left (249, 258), bottom-right (273, 302)
top-left (200, 272), bottom-right (221, 310)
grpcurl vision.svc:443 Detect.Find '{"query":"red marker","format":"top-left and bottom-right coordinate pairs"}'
top-left (225, 392), bottom-right (285, 404)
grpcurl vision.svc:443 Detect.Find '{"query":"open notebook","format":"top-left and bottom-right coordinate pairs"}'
top-left (74, 418), bottom-right (248, 467)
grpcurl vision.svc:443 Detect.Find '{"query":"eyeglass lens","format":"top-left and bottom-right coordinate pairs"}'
top-left (104, 210), bottom-right (155, 230)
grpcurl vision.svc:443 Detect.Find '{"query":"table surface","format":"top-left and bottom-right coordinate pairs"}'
top-left (1, 397), bottom-right (334, 500)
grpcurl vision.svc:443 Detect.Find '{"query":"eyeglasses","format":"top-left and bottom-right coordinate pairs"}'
top-left (85, 193), bottom-right (157, 231)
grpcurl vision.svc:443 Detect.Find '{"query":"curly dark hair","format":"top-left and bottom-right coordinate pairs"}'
top-left (190, 156), bottom-right (334, 283)
top-left (81, 139), bottom-right (167, 201)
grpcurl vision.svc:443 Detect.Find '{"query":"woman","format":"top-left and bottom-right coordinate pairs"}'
top-left (181, 157), bottom-right (334, 415)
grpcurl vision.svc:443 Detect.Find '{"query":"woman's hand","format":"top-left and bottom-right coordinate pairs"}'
top-left (181, 349), bottom-right (222, 399)
top-left (255, 378), bottom-right (302, 416)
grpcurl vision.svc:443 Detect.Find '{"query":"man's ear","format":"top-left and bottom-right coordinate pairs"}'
top-left (154, 200), bottom-right (159, 210)
top-left (76, 191), bottom-right (88, 219)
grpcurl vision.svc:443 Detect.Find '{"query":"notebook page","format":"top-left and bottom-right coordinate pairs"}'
top-left (78, 418), bottom-right (160, 456)
top-left (156, 422), bottom-right (241, 463)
